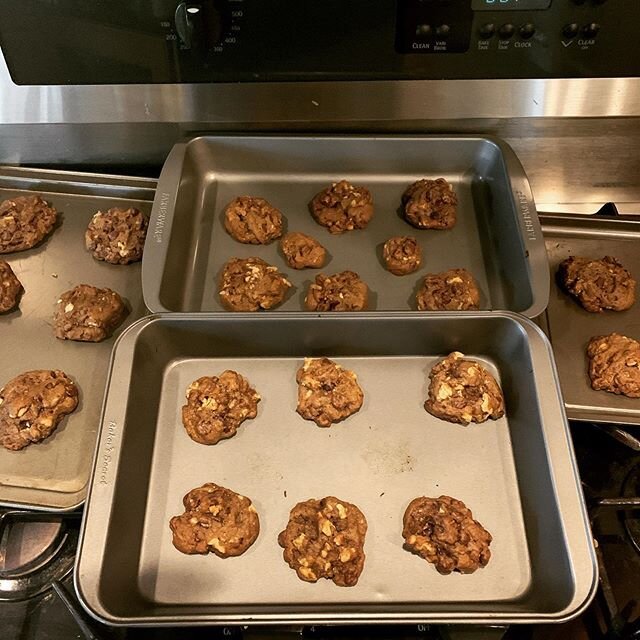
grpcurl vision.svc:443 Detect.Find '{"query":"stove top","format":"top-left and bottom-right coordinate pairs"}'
top-left (2, 422), bottom-right (638, 640)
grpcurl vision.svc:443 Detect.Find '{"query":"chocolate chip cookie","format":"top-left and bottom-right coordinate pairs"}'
top-left (53, 284), bottom-right (127, 342)
top-left (280, 232), bottom-right (326, 269)
top-left (224, 196), bottom-right (283, 245)
top-left (296, 357), bottom-right (364, 428)
top-left (425, 352), bottom-right (504, 425)
top-left (304, 270), bottom-right (368, 311)
top-left (170, 483), bottom-right (260, 557)
top-left (558, 256), bottom-right (636, 313)
top-left (278, 496), bottom-right (368, 587)
top-left (382, 236), bottom-right (422, 275)
top-left (416, 268), bottom-right (480, 311)
top-left (219, 257), bottom-right (291, 311)
top-left (85, 207), bottom-right (148, 264)
top-left (0, 195), bottom-right (58, 253)
top-left (587, 333), bottom-right (640, 397)
top-left (309, 180), bottom-right (373, 234)
top-left (402, 495), bottom-right (492, 574)
top-left (0, 370), bottom-right (79, 451)
top-left (402, 178), bottom-right (457, 230)
top-left (182, 371), bottom-right (260, 445)
top-left (0, 260), bottom-right (23, 312)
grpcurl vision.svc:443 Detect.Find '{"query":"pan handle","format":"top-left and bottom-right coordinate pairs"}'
top-left (500, 141), bottom-right (550, 318)
top-left (141, 142), bottom-right (188, 313)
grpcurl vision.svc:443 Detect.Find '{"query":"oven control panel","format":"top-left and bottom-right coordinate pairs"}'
top-left (0, 0), bottom-right (637, 84)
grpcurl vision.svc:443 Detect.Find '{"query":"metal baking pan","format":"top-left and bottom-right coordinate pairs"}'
top-left (75, 313), bottom-right (596, 625)
top-left (0, 167), bottom-right (154, 511)
top-left (540, 211), bottom-right (640, 426)
top-left (142, 135), bottom-right (548, 317)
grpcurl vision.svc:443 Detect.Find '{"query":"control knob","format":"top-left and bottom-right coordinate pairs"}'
top-left (175, 0), bottom-right (226, 50)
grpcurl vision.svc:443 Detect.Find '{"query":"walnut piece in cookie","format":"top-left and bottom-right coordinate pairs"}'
top-left (296, 357), bottom-right (364, 427)
top-left (170, 483), bottom-right (260, 557)
top-left (309, 180), bottom-right (373, 234)
top-left (53, 284), bottom-right (127, 342)
top-left (417, 268), bottom-right (480, 311)
top-left (182, 371), bottom-right (260, 445)
top-left (425, 352), bottom-right (504, 425)
top-left (558, 256), bottom-right (635, 313)
top-left (305, 270), bottom-right (368, 311)
top-left (383, 236), bottom-right (422, 276)
top-left (587, 333), bottom-right (640, 397)
top-left (278, 496), bottom-right (368, 587)
top-left (219, 257), bottom-right (292, 311)
top-left (280, 232), bottom-right (326, 269)
top-left (402, 178), bottom-right (457, 230)
top-left (85, 207), bottom-right (148, 264)
top-left (402, 495), bottom-right (492, 574)
top-left (0, 260), bottom-right (23, 312)
top-left (0, 370), bottom-right (79, 451)
top-left (224, 196), bottom-right (283, 245)
top-left (0, 195), bottom-right (58, 253)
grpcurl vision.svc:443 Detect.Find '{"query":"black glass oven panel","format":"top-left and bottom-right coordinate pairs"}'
top-left (0, 0), bottom-right (638, 84)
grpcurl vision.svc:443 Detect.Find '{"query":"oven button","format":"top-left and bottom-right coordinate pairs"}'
top-left (498, 23), bottom-right (515, 39)
top-left (519, 23), bottom-right (536, 39)
top-left (562, 23), bottom-right (580, 39)
top-left (478, 23), bottom-right (496, 39)
top-left (582, 22), bottom-right (601, 38)
top-left (436, 24), bottom-right (451, 38)
top-left (416, 24), bottom-right (432, 37)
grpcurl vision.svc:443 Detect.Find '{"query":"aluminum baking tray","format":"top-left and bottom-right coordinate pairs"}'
top-left (142, 135), bottom-right (548, 317)
top-left (540, 211), bottom-right (640, 426)
top-left (75, 313), bottom-right (596, 626)
top-left (0, 167), bottom-right (154, 511)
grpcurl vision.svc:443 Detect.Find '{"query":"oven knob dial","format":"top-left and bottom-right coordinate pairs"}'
top-left (175, 0), bottom-right (227, 50)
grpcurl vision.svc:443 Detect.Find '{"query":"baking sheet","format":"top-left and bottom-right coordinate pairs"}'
top-left (541, 213), bottom-right (640, 426)
top-left (142, 136), bottom-right (548, 317)
top-left (140, 355), bottom-right (529, 606)
top-left (76, 314), bottom-right (596, 625)
top-left (0, 167), bottom-right (154, 510)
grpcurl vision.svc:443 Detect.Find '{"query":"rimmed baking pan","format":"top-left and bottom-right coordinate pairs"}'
top-left (0, 167), bottom-right (154, 511)
top-left (540, 211), bottom-right (640, 426)
top-left (75, 313), bottom-right (596, 625)
top-left (142, 135), bottom-right (548, 316)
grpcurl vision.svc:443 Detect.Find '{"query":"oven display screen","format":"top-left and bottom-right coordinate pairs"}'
top-left (471, 0), bottom-right (552, 9)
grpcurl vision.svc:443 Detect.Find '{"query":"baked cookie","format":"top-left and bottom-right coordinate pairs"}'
top-left (0, 195), bottom-right (58, 253)
top-left (305, 270), bottom-right (368, 312)
top-left (0, 370), bottom-right (78, 451)
top-left (402, 178), bottom-right (457, 230)
top-left (402, 495), bottom-right (492, 574)
top-left (425, 352), bottom-right (504, 425)
top-left (170, 483), bottom-right (259, 557)
top-left (587, 333), bottom-right (640, 397)
top-left (182, 371), bottom-right (260, 445)
top-left (224, 196), bottom-right (283, 245)
top-left (278, 496), bottom-right (368, 587)
top-left (558, 256), bottom-right (636, 313)
top-left (219, 257), bottom-right (291, 311)
top-left (0, 260), bottom-right (23, 312)
top-left (309, 180), bottom-right (373, 234)
top-left (85, 207), bottom-right (148, 264)
top-left (54, 284), bottom-right (127, 342)
top-left (416, 268), bottom-right (480, 311)
top-left (382, 236), bottom-right (422, 275)
top-left (280, 232), bottom-right (326, 269)
top-left (296, 357), bottom-right (364, 427)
